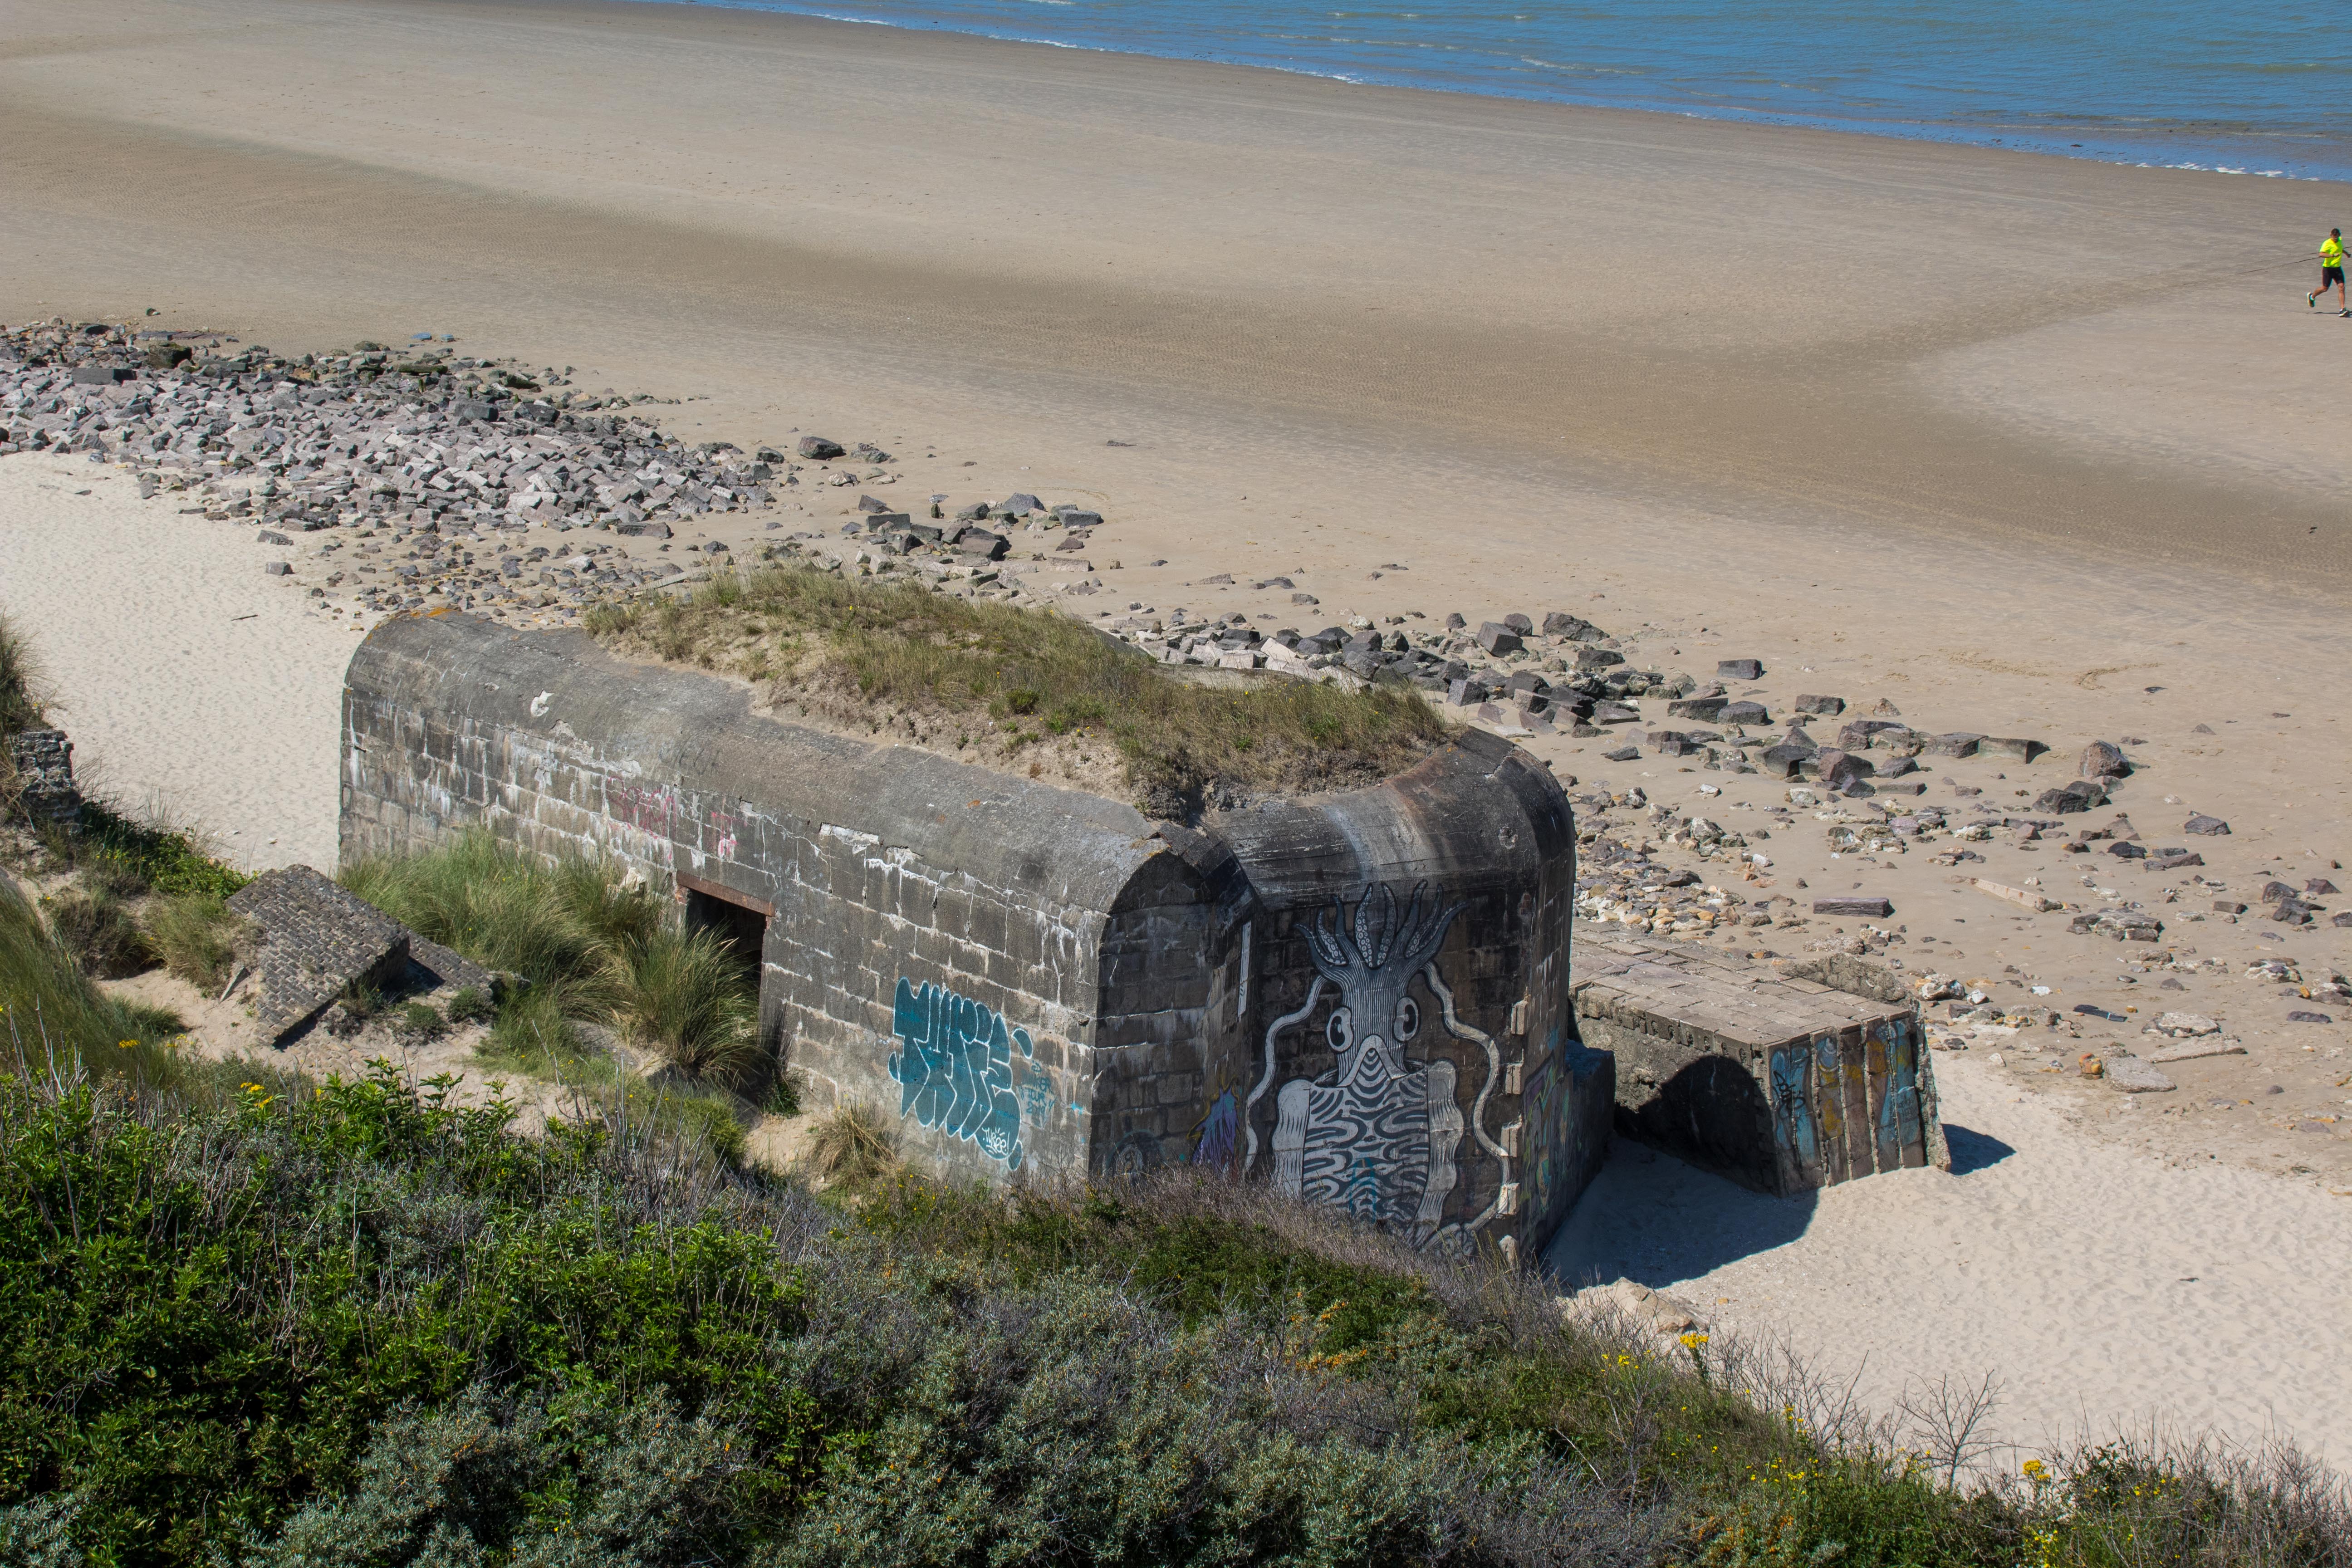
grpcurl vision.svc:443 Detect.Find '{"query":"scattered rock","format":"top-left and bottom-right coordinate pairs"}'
top-left (2102, 1053), bottom-right (2175, 1093)
top-left (1812, 896), bottom-right (1893, 917)
top-left (2081, 740), bottom-right (2130, 779)
top-left (1476, 622), bottom-right (1523, 656)
top-left (2071, 909), bottom-right (2162, 942)
top-left (2183, 813), bottom-right (2231, 836)
top-left (1716, 658), bottom-right (1764, 681)
top-left (796, 435), bottom-right (844, 459)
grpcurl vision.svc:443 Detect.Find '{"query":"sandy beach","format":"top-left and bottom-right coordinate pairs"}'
top-left (4, 0), bottom-right (2350, 1475)
top-left (0, 451), bottom-right (353, 871)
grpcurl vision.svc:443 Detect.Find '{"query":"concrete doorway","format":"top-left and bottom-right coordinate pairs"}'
top-left (676, 872), bottom-right (771, 972)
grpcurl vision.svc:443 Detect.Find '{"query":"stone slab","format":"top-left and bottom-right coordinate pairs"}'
top-left (226, 864), bottom-right (411, 1045)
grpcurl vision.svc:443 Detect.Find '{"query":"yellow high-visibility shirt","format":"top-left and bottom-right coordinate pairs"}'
top-left (2325, 236), bottom-right (2346, 266)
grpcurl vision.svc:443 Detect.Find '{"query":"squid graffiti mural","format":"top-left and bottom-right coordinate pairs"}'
top-left (1244, 882), bottom-right (1512, 1254)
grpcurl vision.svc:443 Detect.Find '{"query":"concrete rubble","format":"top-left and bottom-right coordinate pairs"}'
top-left (225, 864), bottom-right (495, 1046)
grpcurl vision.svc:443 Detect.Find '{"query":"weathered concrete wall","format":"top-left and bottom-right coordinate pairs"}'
top-left (341, 613), bottom-right (1607, 1260)
top-left (5, 728), bottom-right (81, 831)
top-left (1572, 936), bottom-right (1946, 1196)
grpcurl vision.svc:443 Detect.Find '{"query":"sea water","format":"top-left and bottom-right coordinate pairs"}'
top-left (655, 0), bottom-right (2352, 182)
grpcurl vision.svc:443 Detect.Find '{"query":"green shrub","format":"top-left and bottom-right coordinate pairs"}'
top-left (42, 889), bottom-right (153, 980)
top-left (666, 1087), bottom-right (748, 1166)
top-left (397, 1001), bottom-right (446, 1040)
top-left (444, 985), bottom-right (495, 1026)
top-left (0, 1063), bottom-right (2344, 1568)
top-left (73, 800), bottom-right (248, 899)
top-left (142, 892), bottom-right (249, 992)
top-left (477, 981), bottom-right (583, 1075)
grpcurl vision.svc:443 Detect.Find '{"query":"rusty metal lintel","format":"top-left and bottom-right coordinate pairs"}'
top-left (674, 869), bottom-right (774, 917)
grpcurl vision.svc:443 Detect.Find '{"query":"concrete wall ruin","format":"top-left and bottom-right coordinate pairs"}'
top-left (340, 613), bottom-right (1611, 1263)
top-left (1572, 936), bottom-right (1946, 1196)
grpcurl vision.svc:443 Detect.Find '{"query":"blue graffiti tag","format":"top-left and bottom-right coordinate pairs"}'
top-left (1877, 1020), bottom-right (1924, 1166)
top-left (1769, 1045), bottom-right (1818, 1172)
top-left (888, 978), bottom-right (1031, 1169)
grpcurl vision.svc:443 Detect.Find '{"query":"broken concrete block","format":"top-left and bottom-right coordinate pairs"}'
top-left (1573, 936), bottom-right (1943, 1196)
top-left (2102, 1054), bottom-right (2175, 1093)
top-left (2149, 1039), bottom-right (2247, 1064)
top-left (225, 865), bottom-right (412, 1046)
top-left (1813, 897), bottom-right (1894, 917)
top-left (1972, 878), bottom-right (2056, 912)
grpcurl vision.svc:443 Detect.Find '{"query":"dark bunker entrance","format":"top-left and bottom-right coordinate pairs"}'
top-left (678, 874), bottom-right (770, 975)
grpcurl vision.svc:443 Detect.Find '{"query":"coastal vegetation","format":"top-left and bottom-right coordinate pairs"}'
top-left (0, 878), bottom-right (188, 1084)
top-left (0, 1033), bottom-right (2345, 1566)
top-left (583, 563), bottom-right (1452, 813)
top-left (0, 614), bottom-right (42, 739)
top-left (0, 838), bottom-right (2347, 1565)
top-left (343, 832), bottom-right (765, 1094)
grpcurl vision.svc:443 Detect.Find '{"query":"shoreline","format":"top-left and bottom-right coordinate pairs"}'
top-left (6, 0), bottom-right (2347, 595)
top-left (647, 0), bottom-right (2352, 185)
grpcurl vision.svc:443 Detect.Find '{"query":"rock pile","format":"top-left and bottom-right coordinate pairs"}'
top-left (1095, 603), bottom-right (1638, 709)
top-left (0, 319), bottom-right (877, 619)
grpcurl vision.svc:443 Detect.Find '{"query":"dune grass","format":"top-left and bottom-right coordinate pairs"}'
top-left (583, 564), bottom-right (1451, 813)
top-left (0, 613), bottom-right (43, 738)
top-left (342, 832), bottom-right (766, 1092)
top-left (0, 876), bottom-right (186, 1088)
top-left (142, 892), bottom-right (250, 992)
top-left (804, 1099), bottom-right (901, 1189)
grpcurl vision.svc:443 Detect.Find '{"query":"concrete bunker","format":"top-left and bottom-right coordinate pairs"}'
top-left (1573, 936), bottom-right (1947, 1196)
top-left (341, 613), bottom-right (1612, 1263)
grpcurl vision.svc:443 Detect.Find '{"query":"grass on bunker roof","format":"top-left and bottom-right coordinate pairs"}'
top-left (583, 563), bottom-right (1453, 812)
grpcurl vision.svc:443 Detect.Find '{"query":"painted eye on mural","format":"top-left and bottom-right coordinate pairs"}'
top-left (1326, 1007), bottom-right (1353, 1052)
top-left (1393, 995), bottom-right (1420, 1041)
